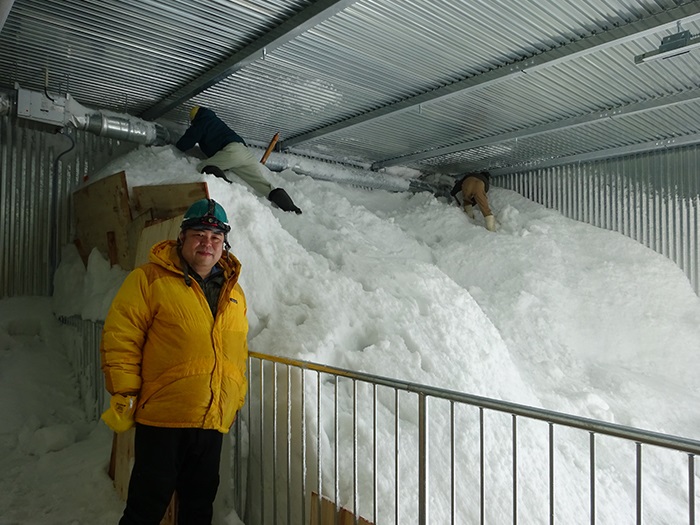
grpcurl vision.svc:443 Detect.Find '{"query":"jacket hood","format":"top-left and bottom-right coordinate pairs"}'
top-left (148, 239), bottom-right (241, 281)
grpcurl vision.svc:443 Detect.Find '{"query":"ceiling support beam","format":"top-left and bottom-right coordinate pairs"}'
top-left (141, 0), bottom-right (357, 120)
top-left (0, 0), bottom-right (15, 33)
top-left (372, 89), bottom-right (700, 170)
top-left (282, 2), bottom-right (700, 149)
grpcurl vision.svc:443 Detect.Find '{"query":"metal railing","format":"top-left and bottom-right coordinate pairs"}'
top-left (56, 318), bottom-right (700, 524)
top-left (235, 352), bottom-right (700, 525)
top-left (59, 316), bottom-right (106, 420)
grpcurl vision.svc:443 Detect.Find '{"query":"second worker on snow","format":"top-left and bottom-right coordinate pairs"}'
top-left (176, 105), bottom-right (302, 214)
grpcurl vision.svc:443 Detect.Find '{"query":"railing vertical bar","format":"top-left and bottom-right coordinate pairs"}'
top-left (590, 432), bottom-right (596, 525)
top-left (301, 370), bottom-right (307, 525)
top-left (549, 423), bottom-right (555, 525)
top-left (273, 364), bottom-right (278, 523)
top-left (395, 390), bottom-right (400, 525)
top-left (353, 379), bottom-right (358, 525)
top-left (689, 454), bottom-right (695, 525)
top-left (513, 414), bottom-right (518, 525)
top-left (373, 384), bottom-right (378, 525)
top-left (286, 364), bottom-right (292, 525)
top-left (451, 401), bottom-right (456, 525)
top-left (636, 443), bottom-right (642, 525)
top-left (259, 359), bottom-right (265, 524)
top-left (334, 376), bottom-right (339, 525)
top-left (242, 355), bottom-right (253, 518)
top-left (234, 408), bottom-right (241, 515)
top-left (317, 370), bottom-right (322, 525)
top-left (480, 407), bottom-right (485, 525)
top-left (418, 393), bottom-right (429, 525)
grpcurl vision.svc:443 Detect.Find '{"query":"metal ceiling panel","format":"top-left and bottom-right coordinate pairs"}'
top-left (4, 0), bottom-right (700, 177)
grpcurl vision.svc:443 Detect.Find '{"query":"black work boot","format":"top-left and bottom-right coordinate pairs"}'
top-left (268, 188), bottom-right (302, 214)
top-left (201, 165), bottom-right (232, 184)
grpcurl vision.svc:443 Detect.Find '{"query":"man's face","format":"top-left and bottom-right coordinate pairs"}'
top-left (179, 228), bottom-right (225, 278)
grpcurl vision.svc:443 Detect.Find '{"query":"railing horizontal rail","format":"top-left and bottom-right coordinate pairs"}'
top-left (249, 351), bottom-right (700, 457)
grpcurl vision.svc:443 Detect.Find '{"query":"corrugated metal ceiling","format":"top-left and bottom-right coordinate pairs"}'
top-left (3, 0), bottom-right (700, 178)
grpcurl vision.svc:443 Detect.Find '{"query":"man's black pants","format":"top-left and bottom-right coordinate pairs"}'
top-left (119, 424), bottom-right (224, 525)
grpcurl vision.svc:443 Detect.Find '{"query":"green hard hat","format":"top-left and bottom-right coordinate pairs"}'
top-left (180, 198), bottom-right (231, 234)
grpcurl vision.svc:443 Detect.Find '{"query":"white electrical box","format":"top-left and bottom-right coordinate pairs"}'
top-left (16, 86), bottom-right (66, 125)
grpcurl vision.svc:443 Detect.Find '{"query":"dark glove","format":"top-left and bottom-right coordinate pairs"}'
top-left (268, 188), bottom-right (302, 214)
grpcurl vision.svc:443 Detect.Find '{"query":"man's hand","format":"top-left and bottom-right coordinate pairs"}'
top-left (101, 394), bottom-right (137, 433)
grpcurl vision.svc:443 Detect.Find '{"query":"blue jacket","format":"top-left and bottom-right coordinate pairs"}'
top-left (176, 107), bottom-right (246, 158)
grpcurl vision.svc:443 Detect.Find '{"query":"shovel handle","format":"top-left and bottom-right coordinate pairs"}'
top-left (260, 132), bottom-right (280, 165)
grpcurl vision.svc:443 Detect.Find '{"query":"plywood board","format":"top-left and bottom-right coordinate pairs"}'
top-left (132, 183), bottom-right (209, 220)
top-left (134, 215), bottom-right (184, 267)
top-left (73, 171), bottom-right (132, 268)
top-left (125, 209), bottom-right (154, 271)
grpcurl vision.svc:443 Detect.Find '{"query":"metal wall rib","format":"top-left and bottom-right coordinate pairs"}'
top-left (498, 146), bottom-right (700, 294)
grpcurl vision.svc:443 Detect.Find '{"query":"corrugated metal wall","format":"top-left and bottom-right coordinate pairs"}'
top-left (0, 114), bottom-right (136, 298)
top-left (498, 147), bottom-right (700, 294)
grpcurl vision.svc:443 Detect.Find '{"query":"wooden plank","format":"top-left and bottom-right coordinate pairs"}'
top-left (125, 209), bottom-right (154, 271)
top-left (113, 428), bottom-right (135, 501)
top-left (133, 215), bottom-right (184, 267)
top-left (309, 492), bottom-right (374, 525)
top-left (73, 238), bottom-right (88, 266)
top-left (73, 171), bottom-right (132, 268)
top-left (132, 183), bottom-right (209, 221)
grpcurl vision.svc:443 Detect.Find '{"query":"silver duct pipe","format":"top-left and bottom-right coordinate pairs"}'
top-left (15, 84), bottom-right (169, 145)
top-left (65, 95), bottom-right (169, 145)
top-left (72, 111), bottom-right (169, 144)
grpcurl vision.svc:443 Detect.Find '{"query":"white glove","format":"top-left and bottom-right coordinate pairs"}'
top-left (485, 215), bottom-right (497, 232)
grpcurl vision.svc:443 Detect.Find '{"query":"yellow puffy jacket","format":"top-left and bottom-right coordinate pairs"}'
top-left (100, 240), bottom-right (248, 433)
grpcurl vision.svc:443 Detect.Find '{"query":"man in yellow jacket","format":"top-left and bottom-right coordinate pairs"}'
top-left (101, 198), bottom-right (248, 524)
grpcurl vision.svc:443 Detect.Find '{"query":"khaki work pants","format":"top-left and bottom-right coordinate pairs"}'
top-left (197, 142), bottom-right (273, 196)
top-left (461, 177), bottom-right (492, 217)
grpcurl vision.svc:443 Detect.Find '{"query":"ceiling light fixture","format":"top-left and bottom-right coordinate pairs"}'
top-left (634, 29), bottom-right (700, 64)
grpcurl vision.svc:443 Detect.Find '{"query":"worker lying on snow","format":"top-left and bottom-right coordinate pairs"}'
top-left (176, 105), bottom-right (302, 214)
top-left (450, 170), bottom-right (497, 232)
